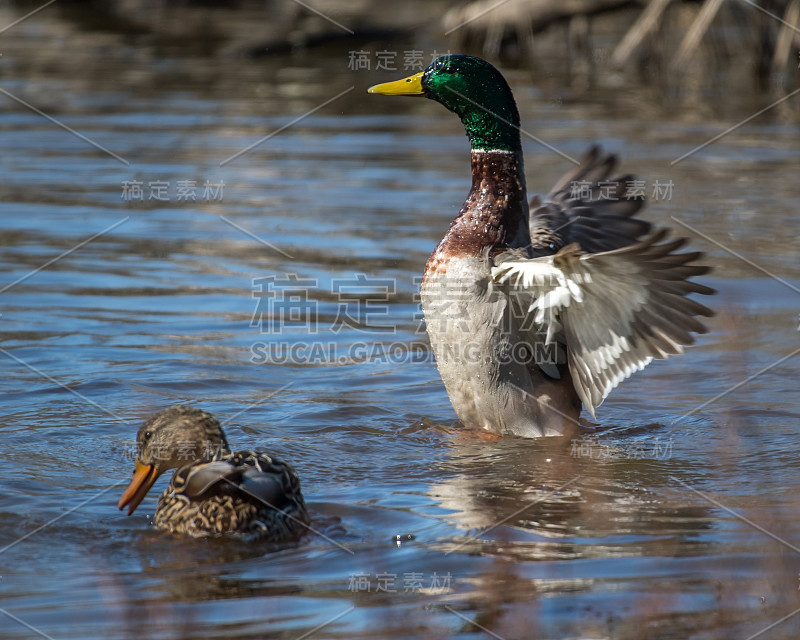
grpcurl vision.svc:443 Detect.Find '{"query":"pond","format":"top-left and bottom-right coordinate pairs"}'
top-left (2, 4), bottom-right (800, 639)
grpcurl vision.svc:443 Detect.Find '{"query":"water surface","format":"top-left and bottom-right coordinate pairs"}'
top-left (2, 6), bottom-right (800, 640)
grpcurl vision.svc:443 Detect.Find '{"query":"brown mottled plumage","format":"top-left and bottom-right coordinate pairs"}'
top-left (118, 406), bottom-right (309, 542)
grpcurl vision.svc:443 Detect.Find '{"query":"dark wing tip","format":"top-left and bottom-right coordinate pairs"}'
top-left (533, 146), bottom-right (653, 254)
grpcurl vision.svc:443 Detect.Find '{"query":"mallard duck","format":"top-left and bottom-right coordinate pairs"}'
top-left (118, 406), bottom-right (309, 541)
top-left (369, 55), bottom-right (713, 437)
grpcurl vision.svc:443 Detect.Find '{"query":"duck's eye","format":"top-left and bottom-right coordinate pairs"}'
top-left (143, 430), bottom-right (152, 441)
top-left (442, 66), bottom-right (456, 74)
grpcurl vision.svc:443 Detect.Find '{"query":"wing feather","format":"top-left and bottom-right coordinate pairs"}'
top-left (528, 146), bottom-right (651, 255)
top-left (491, 232), bottom-right (714, 416)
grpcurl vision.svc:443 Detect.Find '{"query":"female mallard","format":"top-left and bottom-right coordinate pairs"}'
top-left (118, 406), bottom-right (309, 541)
top-left (369, 54), bottom-right (713, 437)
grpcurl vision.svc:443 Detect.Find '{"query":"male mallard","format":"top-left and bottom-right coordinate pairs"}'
top-left (369, 55), bottom-right (713, 437)
top-left (118, 406), bottom-right (309, 541)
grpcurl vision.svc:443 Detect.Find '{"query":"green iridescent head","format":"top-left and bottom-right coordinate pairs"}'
top-left (369, 54), bottom-right (521, 153)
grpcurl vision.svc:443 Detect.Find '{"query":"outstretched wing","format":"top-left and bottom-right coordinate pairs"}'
top-left (529, 145), bottom-right (651, 255)
top-left (492, 230), bottom-right (714, 416)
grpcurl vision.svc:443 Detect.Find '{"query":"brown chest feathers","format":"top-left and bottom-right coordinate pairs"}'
top-left (425, 150), bottom-right (528, 278)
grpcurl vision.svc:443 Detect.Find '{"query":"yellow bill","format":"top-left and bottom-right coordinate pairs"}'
top-left (368, 72), bottom-right (425, 96)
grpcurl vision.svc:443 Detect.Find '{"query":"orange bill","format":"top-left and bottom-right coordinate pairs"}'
top-left (118, 460), bottom-right (161, 515)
